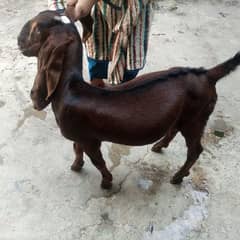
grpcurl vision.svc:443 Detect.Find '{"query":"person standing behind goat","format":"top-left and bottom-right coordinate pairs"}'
top-left (48, 0), bottom-right (152, 86)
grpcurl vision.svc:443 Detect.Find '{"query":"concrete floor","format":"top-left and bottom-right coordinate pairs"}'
top-left (0, 1), bottom-right (240, 239)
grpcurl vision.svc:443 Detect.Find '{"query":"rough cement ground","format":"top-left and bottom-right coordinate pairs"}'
top-left (0, 0), bottom-right (240, 239)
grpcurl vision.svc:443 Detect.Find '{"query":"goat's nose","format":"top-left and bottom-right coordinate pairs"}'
top-left (17, 35), bottom-right (23, 46)
top-left (30, 89), bottom-right (34, 97)
top-left (18, 38), bottom-right (25, 51)
top-left (17, 34), bottom-right (28, 49)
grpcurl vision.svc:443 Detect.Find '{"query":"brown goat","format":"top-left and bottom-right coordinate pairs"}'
top-left (18, 11), bottom-right (240, 189)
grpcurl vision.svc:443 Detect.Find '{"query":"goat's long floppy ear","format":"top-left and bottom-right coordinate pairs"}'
top-left (38, 36), bottom-right (73, 100)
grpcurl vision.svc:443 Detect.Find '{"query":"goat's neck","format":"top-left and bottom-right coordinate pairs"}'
top-left (51, 69), bottom-right (82, 115)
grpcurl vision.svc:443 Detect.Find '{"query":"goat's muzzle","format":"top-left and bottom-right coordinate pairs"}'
top-left (30, 90), bottom-right (50, 110)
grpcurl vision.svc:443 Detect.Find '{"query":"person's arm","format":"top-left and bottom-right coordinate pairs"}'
top-left (65, 0), bottom-right (97, 21)
top-left (48, 0), bottom-right (65, 13)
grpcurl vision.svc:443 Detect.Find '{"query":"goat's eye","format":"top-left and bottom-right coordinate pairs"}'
top-left (36, 29), bottom-right (41, 35)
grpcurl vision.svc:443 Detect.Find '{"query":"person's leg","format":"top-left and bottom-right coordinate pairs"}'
top-left (87, 57), bottom-right (109, 87)
top-left (88, 58), bottom-right (141, 85)
top-left (122, 69), bottom-right (140, 82)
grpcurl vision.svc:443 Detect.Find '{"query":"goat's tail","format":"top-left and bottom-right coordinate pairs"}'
top-left (207, 52), bottom-right (240, 85)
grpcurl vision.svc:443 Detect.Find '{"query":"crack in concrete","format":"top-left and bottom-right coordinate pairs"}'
top-left (0, 143), bottom-right (6, 150)
top-left (0, 100), bottom-right (6, 108)
top-left (130, 147), bottom-right (150, 168)
top-left (108, 144), bottom-right (130, 172)
top-left (142, 147), bottom-right (151, 162)
top-left (85, 194), bottom-right (104, 208)
top-left (78, 221), bottom-right (103, 237)
top-left (78, 219), bottom-right (120, 240)
top-left (14, 82), bottom-right (28, 105)
top-left (85, 171), bottom-right (132, 207)
top-left (203, 147), bottom-right (217, 160)
top-left (79, 213), bottom-right (118, 239)
top-left (113, 171), bottom-right (132, 195)
top-left (0, 155), bottom-right (4, 165)
top-left (14, 106), bottom-right (47, 132)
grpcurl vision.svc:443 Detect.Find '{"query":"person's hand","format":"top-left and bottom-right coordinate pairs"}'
top-left (65, 1), bottom-right (84, 21)
top-left (66, 0), bottom-right (78, 7)
top-left (65, 0), bottom-right (78, 21)
top-left (65, 5), bottom-right (76, 21)
top-left (65, 0), bottom-right (97, 21)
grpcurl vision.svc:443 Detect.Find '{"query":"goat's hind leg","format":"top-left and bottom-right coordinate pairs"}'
top-left (152, 128), bottom-right (178, 153)
top-left (171, 101), bottom-right (216, 184)
top-left (171, 137), bottom-right (203, 184)
top-left (171, 122), bottom-right (205, 184)
top-left (84, 141), bottom-right (113, 189)
top-left (71, 142), bottom-right (85, 172)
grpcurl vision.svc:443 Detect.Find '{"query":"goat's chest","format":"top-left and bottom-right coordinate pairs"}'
top-left (55, 105), bottom-right (91, 142)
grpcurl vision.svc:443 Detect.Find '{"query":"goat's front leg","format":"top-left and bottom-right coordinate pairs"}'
top-left (84, 141), bottom-right (113, 189)
top-left (71, 142), bottom-right (85, 172)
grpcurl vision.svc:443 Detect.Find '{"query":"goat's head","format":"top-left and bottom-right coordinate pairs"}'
top-left (18, 11), bottom-right (74, 110)
top-left (17, 10), bottom-right (64, 56)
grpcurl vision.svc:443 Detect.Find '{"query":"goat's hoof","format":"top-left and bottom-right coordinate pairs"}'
top-left (171, 171), bottom-right (190, 184)
top-left (101, 180), bottom-right (112, 190)
top-left (170, 176), bottom-right (183, 185)
top-left (151, 145), bottom-right (163, 153)
top-left (71, 161), bottom-right (84, 172)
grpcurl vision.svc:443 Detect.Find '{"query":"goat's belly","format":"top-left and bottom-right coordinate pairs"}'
top-left (105, 133), bottom-right (165, 146)
top-left (59, 118), bottom-right (171, 146)
top-left (99, 123), bottom-right (172, 146)
top-left (97, 108), bottom-right (180, 145)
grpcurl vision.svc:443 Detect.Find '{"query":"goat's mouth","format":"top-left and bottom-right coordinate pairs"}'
top-left (32, 99), bottom-right (50, 111)
top-left (19, 48), bottom-right (32, 56)
top-left (33, 103), bottom-right (47, 111)
top-left (18, 43), bottom-right (40, 57)
top-left (18, 33), bottom-right (41, 56)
